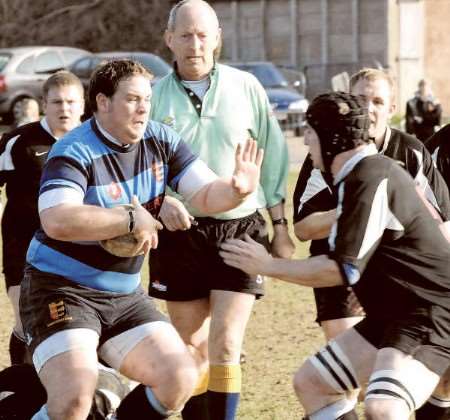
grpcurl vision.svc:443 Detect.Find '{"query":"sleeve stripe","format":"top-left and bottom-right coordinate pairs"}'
top-left (0, 134), bottom-right (20, 171)
top-left (412, 149), bottom-right (440, 210)
top-left (176, 159), bottom-right (219, 202)
top-left (342, 263), bottom-right (361, 286)
top-left (38, 187), bottom-right (84, 213)
top-left (328, 183), bottom-right (345, 251)
top-left (356, 178), bottom-right (403, 260)
top-left (297, 168), bottom-right (329, 215)
top-left (431, 146), bottom-right (440, 165)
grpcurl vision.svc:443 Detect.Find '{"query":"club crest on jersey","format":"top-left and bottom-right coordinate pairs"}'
top-left (162, 116), bottom-right (175, 127)
top-left (152, 160), bottom-right (164, 182)
top-left (107, 182), bottom-right (123, 201)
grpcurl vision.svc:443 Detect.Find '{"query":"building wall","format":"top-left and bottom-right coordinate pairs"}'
top-left (211, 0), bottom-right (450, 116)
top-left (425, 0), bottom-right (450, 116)
top-left (212, 0), bottom-right (389, 98)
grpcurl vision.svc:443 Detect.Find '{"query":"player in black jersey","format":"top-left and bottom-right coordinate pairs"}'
top-left (293, 68), bottom-right (450, 419)
top-left (293, 68), bottom-right (450, 341)
top-left (0, 71), bottom-right (85, 365)
top-left (427, 124), bottom-right (450, 191)
top-left (221, 92), bottom-right (450, 420)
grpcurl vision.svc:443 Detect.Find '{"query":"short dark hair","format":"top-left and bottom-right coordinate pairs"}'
top-left (42, 71), bottom-right (84, 100)
top-left (88, 59), bottom-right (153, 112)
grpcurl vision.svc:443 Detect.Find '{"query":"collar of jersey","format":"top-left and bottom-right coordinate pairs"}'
top-left (91, 118), bottom-right (138, 153)
top-left (334, 143), bottom-right (378, 185)
top-left (172, 60), bottom-right (217, 82)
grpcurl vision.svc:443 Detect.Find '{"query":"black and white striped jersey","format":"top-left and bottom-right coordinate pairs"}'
top-left (426, 124), bottom-right (450, 191)
top-left (292, 127), bottom-right (450, 256)
top-left (329, 146), bottom-right (450, 319)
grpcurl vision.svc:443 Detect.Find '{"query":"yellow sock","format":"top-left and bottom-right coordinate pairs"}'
top-left (208, 364), bottom-right (242, 393)
top-left (192, 369), bottom-right (209, 396)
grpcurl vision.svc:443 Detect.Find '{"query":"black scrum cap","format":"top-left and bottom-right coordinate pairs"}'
top-left (306, 92), bottom-right (371, 173)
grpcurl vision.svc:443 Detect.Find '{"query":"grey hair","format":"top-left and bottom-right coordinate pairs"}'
top-left (167, 0), bottom-right (219, 31)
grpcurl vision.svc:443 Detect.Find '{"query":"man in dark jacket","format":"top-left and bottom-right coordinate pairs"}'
top-left (406, 79), bottom-right (442, 142)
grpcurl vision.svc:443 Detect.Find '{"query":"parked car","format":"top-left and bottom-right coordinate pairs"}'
top-left (226, 61), bottom-right (309, 136)
top-left (69, 51), bottom-right (171, 90)
top-left (69, 51), bottom-right (172, 117)
top-left (0, 46), bottom-right (90, 123)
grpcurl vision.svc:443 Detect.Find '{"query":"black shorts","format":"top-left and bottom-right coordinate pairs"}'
top-left (314, 285), bottom-right (362, 323)
top-left (355, 306), bottom-right (450, 376)
top-left (2, 235), bottom-right (30, 290)
top-left (149, 212), bottom-right (269, 301)
top-left (20, 266), bottom-right (168, 353)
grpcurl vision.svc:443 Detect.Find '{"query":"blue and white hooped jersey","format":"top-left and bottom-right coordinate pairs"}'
top-left (26, 118), bottom-right (199, 293)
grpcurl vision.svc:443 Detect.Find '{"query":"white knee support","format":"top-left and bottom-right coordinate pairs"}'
top-left (428, 394), bottom-right (450, 408)
top-left (145, 387), bottom-right (182, 417)
top-left (309, 398), bottom-right (357, 420)
top-left (365, 369), bottom-right (417, 413)
top-left (308, 341), bottom-right (359, 393)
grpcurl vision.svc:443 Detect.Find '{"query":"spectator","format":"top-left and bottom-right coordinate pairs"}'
top-left (13, 98), bottom-right (40, 128)
top-left (406, 79), bottom-right (442, 142)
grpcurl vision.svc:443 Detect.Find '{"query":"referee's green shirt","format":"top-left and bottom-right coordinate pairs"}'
top-left (150, 63), bottom-right (289, 220)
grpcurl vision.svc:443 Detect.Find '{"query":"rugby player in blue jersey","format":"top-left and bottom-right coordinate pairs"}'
top-left (22, 59), bottom-right (263, 420)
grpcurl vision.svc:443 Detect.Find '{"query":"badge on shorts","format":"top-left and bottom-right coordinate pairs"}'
top-left (256, 275), bottom-right (264, 285)
top-left (47, 300), bottom-right (73, 327)
top-left (151, 280), bottom-right (167, 292)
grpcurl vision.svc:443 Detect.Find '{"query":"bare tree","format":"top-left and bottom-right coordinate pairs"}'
top-left (0, 0), bottom-right (175, 59)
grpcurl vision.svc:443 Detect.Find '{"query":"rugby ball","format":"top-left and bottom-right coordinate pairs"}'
top-left (99, 204), bottom-right (143, 257)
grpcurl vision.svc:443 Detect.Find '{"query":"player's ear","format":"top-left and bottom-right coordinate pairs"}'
top-left (165, 30), bottom-right (174, 51)
top-left (388, 100), bottom-right (396, 118)
top-left (96, 93), bottom-right (110, 113)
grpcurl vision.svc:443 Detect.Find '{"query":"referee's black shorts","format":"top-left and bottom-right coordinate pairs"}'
top-left (149, 212), bottom-right (269, 301)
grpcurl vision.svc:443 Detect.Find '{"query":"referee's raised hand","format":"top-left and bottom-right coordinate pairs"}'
top-left (231, 138), bottom-right (264, 199)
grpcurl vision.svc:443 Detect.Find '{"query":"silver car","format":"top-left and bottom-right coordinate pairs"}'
top-left (0, 45), bottom-right (90, 123)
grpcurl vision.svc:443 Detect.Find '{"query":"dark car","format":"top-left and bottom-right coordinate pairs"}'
top-left (69, 51), bottom-right (172, 117)
top-left (227, 61), bottom-right (309, 135)
top-left (0, 46), bottom-right (90, 123)
top-left (69, 51), bottom-right (171, 91)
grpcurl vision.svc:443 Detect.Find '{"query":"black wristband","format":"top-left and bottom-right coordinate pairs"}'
top-left (128, 208), bottom-right (136, 233)
top-left (272, 217), bottom-right (288, 226)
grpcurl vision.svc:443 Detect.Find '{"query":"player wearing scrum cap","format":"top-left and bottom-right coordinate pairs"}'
top-left (221, 92), bottom-right (450, 420)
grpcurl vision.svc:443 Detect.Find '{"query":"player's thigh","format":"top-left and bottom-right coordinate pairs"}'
top-left (321, 316), bottom-right (365, 341)
top-left (366, 347), bottom-right (440, 412)
top-left (37, 330), bottom-right (99, 411)
top-left (208, 290), bottom-right (255, 362)
top-left (311, 327), bottom-right (378, 390)
top-left (294, 328), bottom-right (376, 410)
top-left (434, 367), bottom-right (450, 398)
top-left (114, 321), bottom-right (196, 386)
top-left (166, 298), bottom-right (211, 347)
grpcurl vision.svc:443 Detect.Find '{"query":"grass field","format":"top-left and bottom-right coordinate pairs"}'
top-left (0, 168), bottom-right (327, 419)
